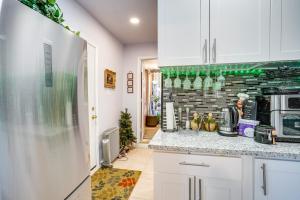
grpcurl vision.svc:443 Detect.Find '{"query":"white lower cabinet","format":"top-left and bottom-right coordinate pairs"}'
top-left (155, 152), bottom-right (300, 200)
top-left (199, 178), bottom-right (241, 200)
top-left (254, 159), bottom-right (300, 200)
top-left (154, 152), bottom-right (242, 200)
top-left (155, 173), bottom-right (241, 200)
top-left (155, 173), bottom-right (195, 200)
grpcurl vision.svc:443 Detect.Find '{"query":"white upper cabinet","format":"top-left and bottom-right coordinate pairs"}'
top-left (158, 0), bottom-right (209, 66)
top-left (158, 0), bottom-right (300, 66)
top-left (270, 0), bottom-right (300, 61)
top-left (209, 0), bottom-right (271, 64)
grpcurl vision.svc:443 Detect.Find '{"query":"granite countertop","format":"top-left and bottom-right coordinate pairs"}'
top-left (149, 129), bottom-right (300, 160)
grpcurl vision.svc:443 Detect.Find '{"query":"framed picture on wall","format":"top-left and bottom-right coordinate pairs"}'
top-left (104, 69), bottom-right (116, 89)
top-left (127, 87), bottom-right (133, 93)
top-left (127, 72), bottom-right (133, 80)
top-left (127, 80), bottom-right (133, 87)
top-left (127, 71), bottom-right (134, 94)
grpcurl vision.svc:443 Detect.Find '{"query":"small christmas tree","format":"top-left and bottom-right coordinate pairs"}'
top-left (119, 108), bottom-right (136, 153)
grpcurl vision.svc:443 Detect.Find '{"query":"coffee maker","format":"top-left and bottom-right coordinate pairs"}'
top-left (218, 106), bottom-right (239, 137)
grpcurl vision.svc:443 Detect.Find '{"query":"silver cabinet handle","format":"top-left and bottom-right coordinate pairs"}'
top-left (212, 38), bottom-right (216, 63)
top-left (194, 177), bottom-right (197, 200)
top-left (202, 39), bottom-right (208, 63)
top-left (179, 161), bottom-right (210, 167)
top-left (261, 163), bottom-right (267, 196)
top-left (189, 177), bottom-right (192, 200)
top-left (199, 179), bottom-right (202, 200)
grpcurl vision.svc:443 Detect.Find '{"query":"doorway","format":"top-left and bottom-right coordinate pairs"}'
top-left (87, 43), bottom-right (98, 172)
top-left (140, 59), bottom-right (161, 144)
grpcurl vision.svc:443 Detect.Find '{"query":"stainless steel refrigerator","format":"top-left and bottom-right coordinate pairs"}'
top-left (0, 0), bottom-right (91, 199)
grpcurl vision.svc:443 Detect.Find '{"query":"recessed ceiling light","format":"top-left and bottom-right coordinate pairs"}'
top-left (129, 17), bottom-right (140, 25)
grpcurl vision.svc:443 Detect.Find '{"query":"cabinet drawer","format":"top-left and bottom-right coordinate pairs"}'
top-left (154, 152), bottom-right (242, 181)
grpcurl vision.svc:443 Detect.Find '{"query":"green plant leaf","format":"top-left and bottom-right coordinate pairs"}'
top-left (19, 0), bottom-right (80, 36)
top-left (20, 0), bottom-right (34, 8)
top-left (47, 0), bottom-right (56, 5)
top-left (32, 4), bottom-right (40, 12)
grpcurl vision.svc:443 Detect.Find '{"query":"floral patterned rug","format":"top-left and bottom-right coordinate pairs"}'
top-left (91, 168), bottom-right (142, 200)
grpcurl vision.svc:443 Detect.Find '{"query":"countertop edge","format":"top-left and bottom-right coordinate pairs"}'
top-left (148, 144), bottom-right (300, 161)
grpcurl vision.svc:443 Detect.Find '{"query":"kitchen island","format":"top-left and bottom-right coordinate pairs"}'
top-left (149, 129), bottom-right (300, 200)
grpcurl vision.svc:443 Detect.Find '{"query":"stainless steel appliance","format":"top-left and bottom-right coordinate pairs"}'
top-left (101, 127), bottom-right (119, 168)
top-left (0, 0), bottom-right (91, 199)
top-left (218, 106), bottom-right (239, 137)
top-left (271, 95), bottom-right (300, 142)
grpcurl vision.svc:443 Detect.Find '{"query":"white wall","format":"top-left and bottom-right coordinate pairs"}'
top-left (59, 1), bottom-right (157, 162)
top-left (122, 43), bottom-right (157, 140)
top-left (59, 0), bottom-right (124, 163)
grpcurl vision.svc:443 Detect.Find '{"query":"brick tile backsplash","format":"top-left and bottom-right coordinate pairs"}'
top-left (161, 68), bottom-right (300, 130)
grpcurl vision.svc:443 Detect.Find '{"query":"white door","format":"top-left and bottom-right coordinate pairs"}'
top-left (87, 43), bottom-right (97, 171)
top-left (210, 0), bottom-right (270, 64)
top-left (198, 178), bottom-right (242, 200)
top-left (254, 159), bottom-right (300, 200)
top-left (158, 0), bottom-right (209, 66)
top-left (154, 173), bottom-right (194, 200)
top-left (141, 63), bottom-right (147, 142)
top-left (270, 0), bottom-right (300, 61)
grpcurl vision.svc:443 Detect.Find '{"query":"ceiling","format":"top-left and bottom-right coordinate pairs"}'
top-left (75, 0), bottom-right (157, 45)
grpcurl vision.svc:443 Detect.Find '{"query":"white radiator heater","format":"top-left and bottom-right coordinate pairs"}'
top-left (101, 127), bottom-right (119, 167)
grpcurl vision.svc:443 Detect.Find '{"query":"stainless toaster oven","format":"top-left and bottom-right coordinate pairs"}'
top-left (271, 95), bottom-right (300, 142)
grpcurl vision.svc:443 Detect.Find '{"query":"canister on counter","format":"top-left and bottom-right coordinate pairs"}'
top-left (238, 119), bottom-right (260, 138)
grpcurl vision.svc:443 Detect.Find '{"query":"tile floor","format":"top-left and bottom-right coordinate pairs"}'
top-left (141, 126), bottom-right (160, 144)
top-left (113, 148), bottom-right (154, 200)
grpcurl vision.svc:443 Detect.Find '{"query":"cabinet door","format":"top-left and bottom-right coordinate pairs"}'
top-left (154, 173), bottom-right (195, 200)
top-left (158, 0), bottom-right (209, 66)
top-left (270, 0), bottom-right (300, 60)
top-left (254, 159), bottom-right (300, 200)
top-left (210, 0), bottom-right (270, 64)
top-left (196, 178), bottom-right (242, 200)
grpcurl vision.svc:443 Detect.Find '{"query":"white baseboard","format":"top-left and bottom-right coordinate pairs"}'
top-left (90, 165), bottom-right (100, 175)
